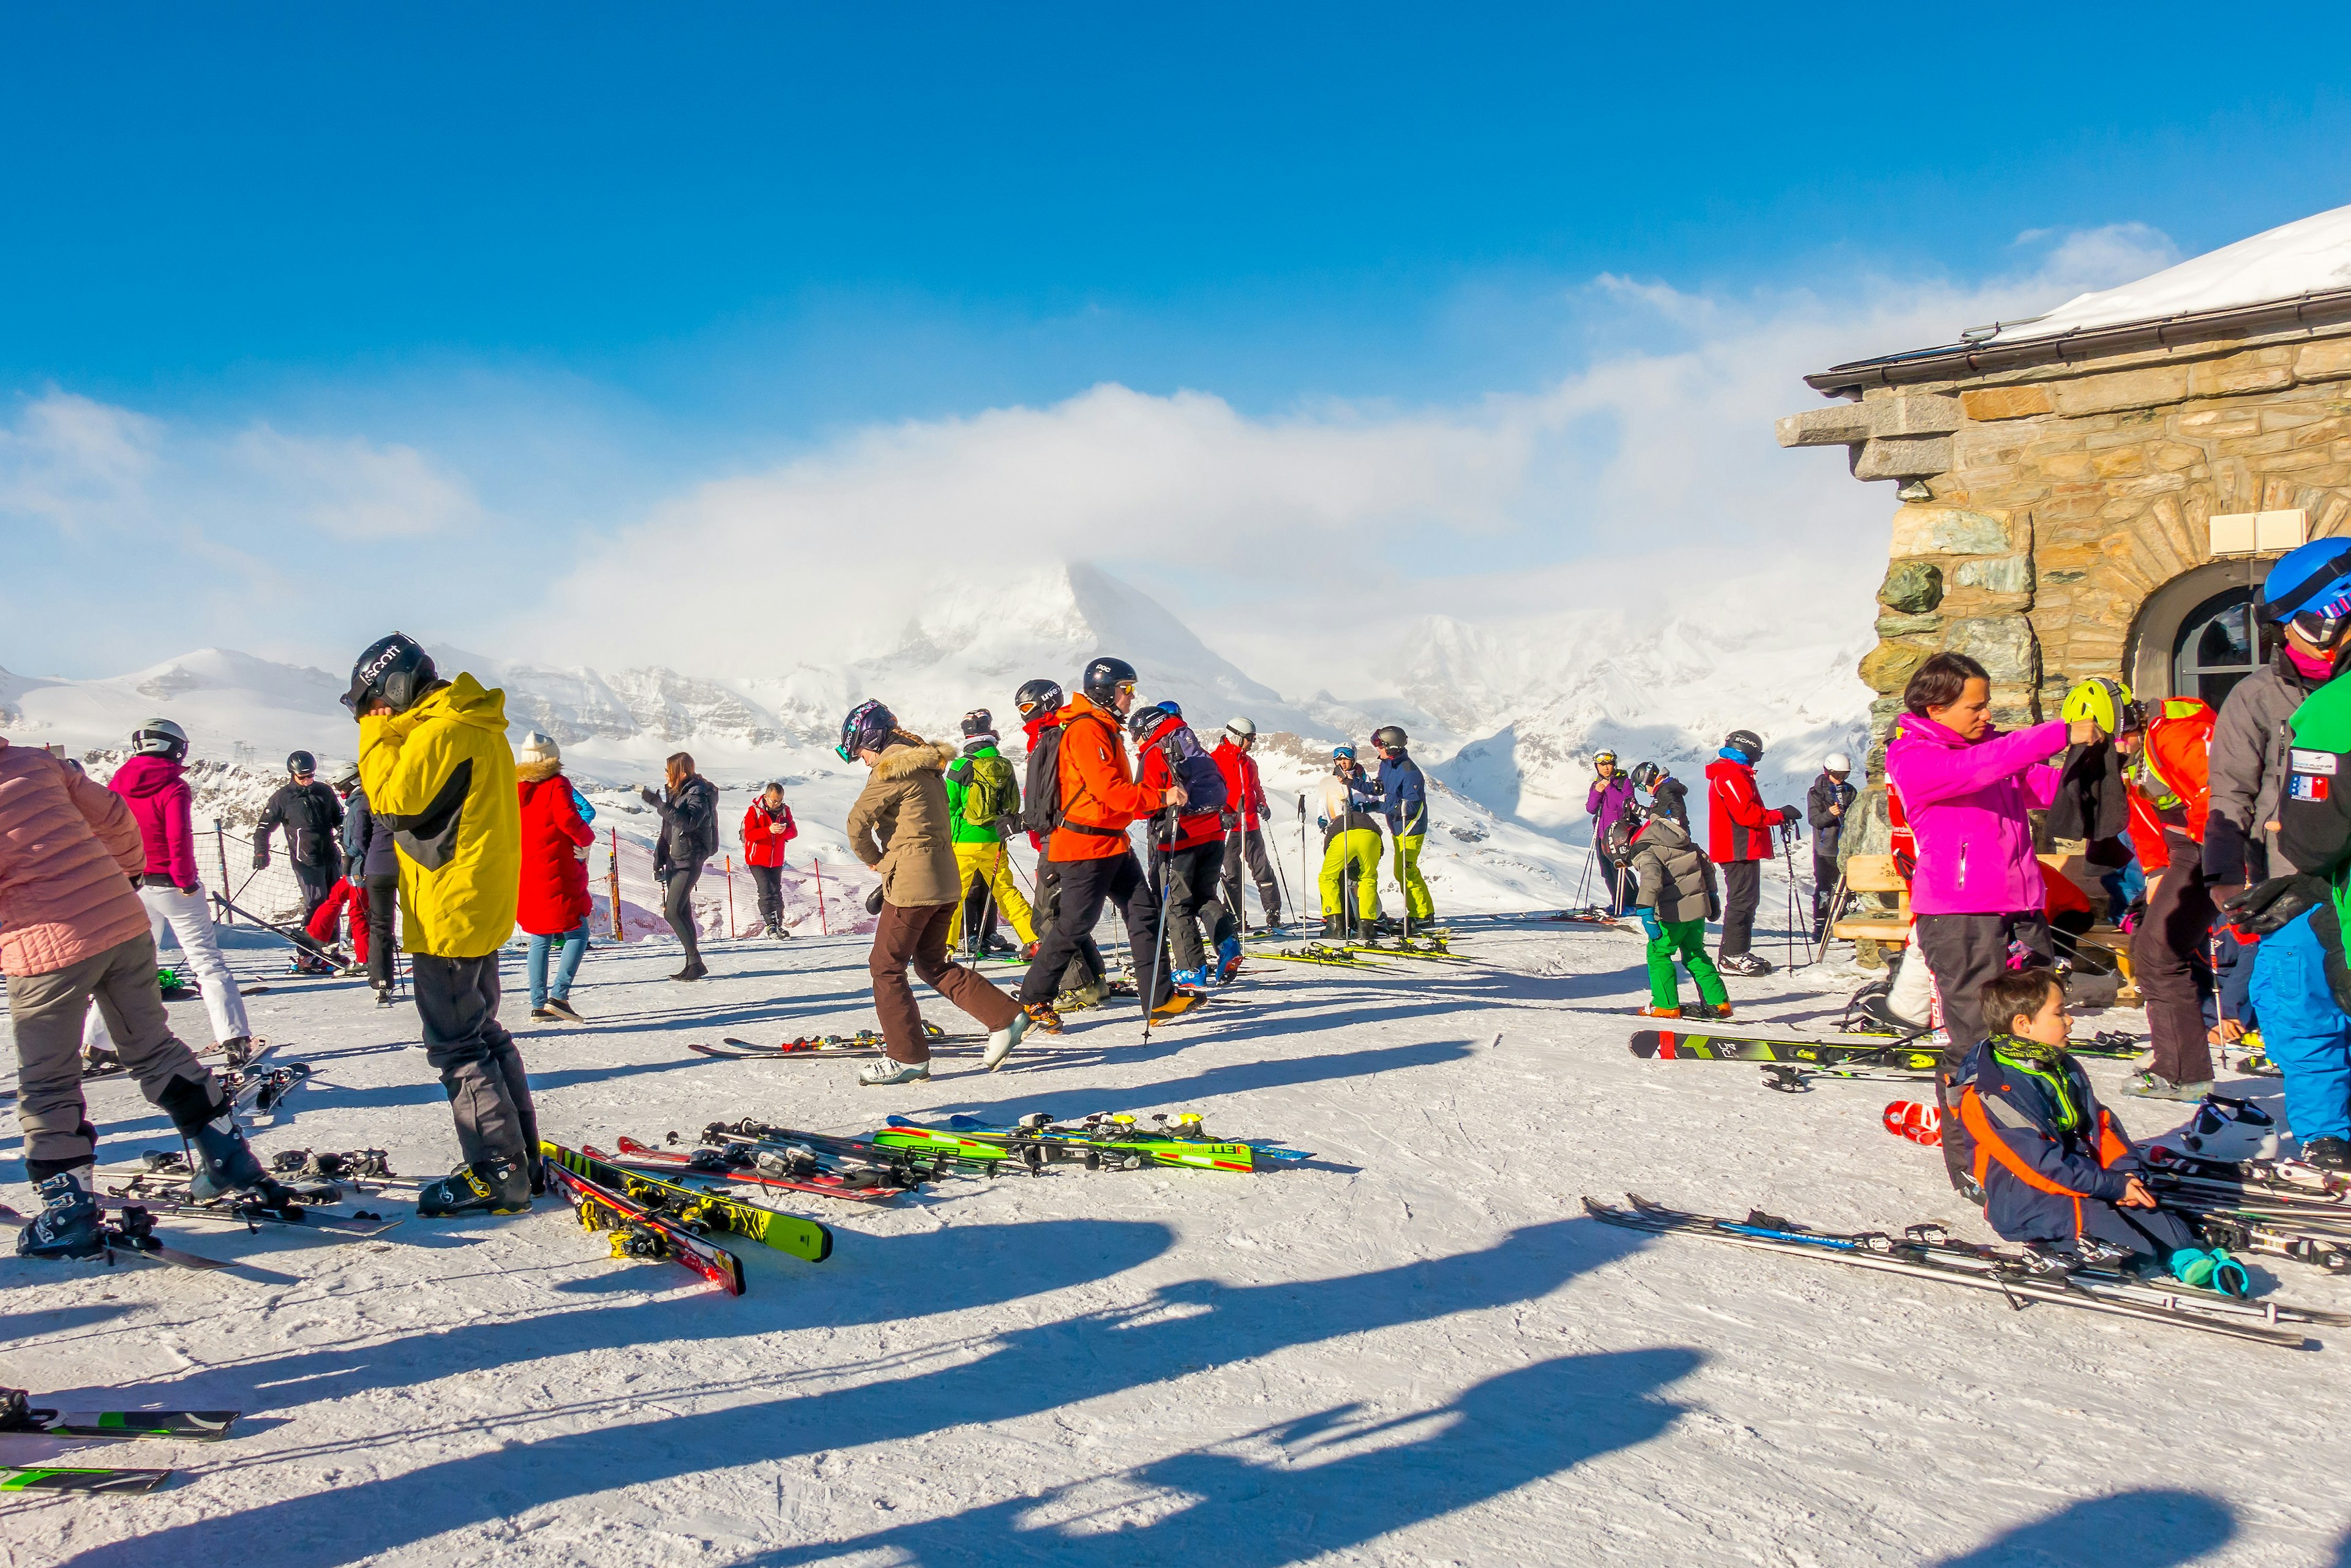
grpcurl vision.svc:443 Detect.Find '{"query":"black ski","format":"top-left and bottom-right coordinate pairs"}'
top-left (1, 1406), bottom-right (238, 1442)
top-left (0, 1465), bottom-right (172, 1493)
top-left (1588, 1194), bottom-right (2332, 1348)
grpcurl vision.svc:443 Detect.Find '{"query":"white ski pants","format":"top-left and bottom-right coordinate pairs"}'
top-left (84, 883), bottom-right (250, 1051)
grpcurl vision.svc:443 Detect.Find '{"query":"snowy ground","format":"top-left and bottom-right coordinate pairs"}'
top-left (4, 916), bottom-right (2349, 1568)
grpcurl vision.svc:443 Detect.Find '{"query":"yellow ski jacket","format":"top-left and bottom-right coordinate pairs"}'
top-left (358, 672), bottom-right (520, 958)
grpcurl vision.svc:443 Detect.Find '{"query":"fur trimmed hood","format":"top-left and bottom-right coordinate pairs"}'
top-left (871, 740), bottom-right (957, 782)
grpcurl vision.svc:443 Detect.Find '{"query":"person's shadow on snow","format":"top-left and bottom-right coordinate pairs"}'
top-left (1935, 1488), bottom-right (2235, 1567)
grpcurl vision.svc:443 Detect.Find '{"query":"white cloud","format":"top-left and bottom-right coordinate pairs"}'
top-left (0, 391), bottom-right (160, 536)
top-left (231, 424), bottom-right (480, 540)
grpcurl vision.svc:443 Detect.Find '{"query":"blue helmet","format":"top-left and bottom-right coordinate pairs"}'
top-left (2263, 538), bottom-right (2351, 621)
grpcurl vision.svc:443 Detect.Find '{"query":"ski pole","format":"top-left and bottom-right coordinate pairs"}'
top-left (1142, 809), bottom-right (1180, 1041)
top-left (1297, 793), bottom-right (1309, 932)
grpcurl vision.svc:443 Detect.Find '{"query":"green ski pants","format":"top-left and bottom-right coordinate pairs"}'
top-left (1393, 833), bottom-right (1434, 922)
top-left (1318, 829), bottom-right (1384, 920)
top-left (1645, 916), bottom-right (1728, 1010)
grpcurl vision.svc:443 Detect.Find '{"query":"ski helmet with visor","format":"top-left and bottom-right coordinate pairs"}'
top-left (1081, 656), bottom-right (1139, 708)
top-left (1014, 679), bottom-right (1063, 719)
top-left (130, 718), bottom-right (189, 762)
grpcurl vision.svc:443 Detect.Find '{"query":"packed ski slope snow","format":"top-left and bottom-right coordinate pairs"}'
top-left (3, 921), bottom-right (2347, 1567)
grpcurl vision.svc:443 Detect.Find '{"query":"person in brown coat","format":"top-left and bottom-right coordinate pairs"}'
top-left (0, 739), bottom-right (274, 1256)
top-left (839, 701), bottom-right (1027, 1083)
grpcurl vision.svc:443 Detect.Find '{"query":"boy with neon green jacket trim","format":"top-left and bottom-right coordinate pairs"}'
top-left (943, 712), bottom-right (1035, 948)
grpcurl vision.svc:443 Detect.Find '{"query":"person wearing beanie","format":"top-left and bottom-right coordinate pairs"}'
top-left (740, 781), bottom-right (798, 939)
top-left (516, 732), bottom-right (596, 1022)
top-left (943, 709), bottom-right (1037, 958)
top-left (1806, 752), bottom-right (1858, 940)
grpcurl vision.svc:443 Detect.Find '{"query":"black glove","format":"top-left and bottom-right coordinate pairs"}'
top-left (252, 852), bottom-right (268, 870)
top-left (2219, 875), bottom-right (2330, 939)
top-left (1779, 806), bottom-right (1801, 825)
top-left (639, 786), bottom-right (661, 808)
top-left (864, 885), bottom-right (885, 915)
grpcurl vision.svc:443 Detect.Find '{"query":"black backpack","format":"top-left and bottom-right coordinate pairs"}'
top-left (1021, 722), bottom-right (1070, 839)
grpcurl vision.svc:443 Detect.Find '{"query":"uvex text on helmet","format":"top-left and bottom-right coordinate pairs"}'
top-left (130, 718), bottom-right (190, 762)
top-left (343, 632), bottom-right (437, 716)
top-left (1082, 656), bottom-right (1138, 705)
top-left (1373, 726), bottom-right (1408, 751)
top-left (1015, 678), bottom-right (1063, 718)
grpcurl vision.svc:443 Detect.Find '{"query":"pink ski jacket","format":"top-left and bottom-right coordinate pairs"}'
top-left (1883, 714), bottom-right (2068, 917)
top-left (0, 739), bottom-right (151, 976)
top-left (108, 753), bottom-right (198, 887)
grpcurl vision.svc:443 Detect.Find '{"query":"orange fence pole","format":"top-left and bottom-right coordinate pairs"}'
top-left (608, 827), bottom-right (622, 939)
top-left (813, 858), bottom-right (827, 936)
top-left (725, 854), bottom-right (735, 939)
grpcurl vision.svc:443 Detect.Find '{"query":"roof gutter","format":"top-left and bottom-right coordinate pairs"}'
top-left (1803, 285), bottom-right (2351, 396)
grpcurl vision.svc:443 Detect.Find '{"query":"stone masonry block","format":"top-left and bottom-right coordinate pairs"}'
top-left (1888, 505), bottom-right (2009, 557)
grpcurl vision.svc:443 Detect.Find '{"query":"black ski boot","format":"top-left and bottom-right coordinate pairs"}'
top-left (416, 1157), bottom-right (532, 1217)
top-left (15, 1169), bottom-right (104, 1259)
top-left (2302, 1136), bottom-right (2351, 1172)
top-left (158, 1076), bottom-right (273, 1201)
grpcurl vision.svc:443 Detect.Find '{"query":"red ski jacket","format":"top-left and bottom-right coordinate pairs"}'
top-left (1705, 756), bottom-right (1780, 865)
top-left (741, 799), bottom-right (797, 868)
top-left (516, 776), bottom-right (596, 936)
top-left (1212, 738), bottom-right (1270, 829)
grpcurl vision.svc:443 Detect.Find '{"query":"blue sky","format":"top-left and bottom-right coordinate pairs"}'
top-left (7, 5), bottom-right (2351, 683)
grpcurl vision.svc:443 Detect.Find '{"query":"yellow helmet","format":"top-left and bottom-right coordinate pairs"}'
top-left (2060, 676), bottom-right (2144, 734)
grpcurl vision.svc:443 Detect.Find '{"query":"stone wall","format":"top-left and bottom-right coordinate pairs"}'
top-left (1812, 328), bottom-right (2351, 860)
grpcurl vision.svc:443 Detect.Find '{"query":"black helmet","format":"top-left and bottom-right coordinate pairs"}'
top-left (961, 708), bottom-right (995, 738)
top-left (130, 718), bottom-right (189, 762)
top-left (1372, 725), bottom-right (1408, 751)
top-left (1628, 760), bottom-right (1663, 791)
top-left (1724, 729), bottom-right (1764, 759)
top-left (1014, 678), bottom-right (1063, 719)
top-left (343, 632), bottom-right (437, 717)
top-left (1126, 703), bottom-right (1172, 744)
top-left (287, 750), bottom-right (317, 776)
top-left (836, 699), bottom-right (897, 762)
top-left (1082, 656), bottom-right (1138, 707)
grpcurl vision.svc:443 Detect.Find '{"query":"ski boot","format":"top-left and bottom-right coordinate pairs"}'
top-left (2301, 1136), bottom-right (2351, 1172)
top-left (982, 932), bottom-right (1019, 958)
top-left (1687, 1002), bottom-right (1734, 1022)
top-left (80, 1046), bottom-right (126, 1079)
top-left (415, 1157), bottom-right (532, 1217)
top-left (1634, 1005), bottom-right (1682, 1019)
top-left (1214, 936), bottom-right (1243, 985)
top-left (156, 1077), bottom-right (275, 1202)
top-left (983, 1010), bottom-right (1029, 1072)
top-left (1023, 1000), bottom-right (1066, 1036)
top-left (1149, 991), bottom-right (1205, 1024)
top-left (373, 984), bottom-right (397, 1008)
top-left (1168, 965), bottom-right (1209, 988)
top-left (1717, 953), bottom-right (1774, 978)
top-left (857, 1058), bottom-right (931, 1086)
top-left (14, 1169), bottom-right (104, 1259)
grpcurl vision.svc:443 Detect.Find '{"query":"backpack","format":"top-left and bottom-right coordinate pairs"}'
top-left (957, 752), bottom-right (1020, 827)
top-left (1021, 723), bottom-right (1071, 839)
top-left (1142, 719), bottom-right (1228, 817)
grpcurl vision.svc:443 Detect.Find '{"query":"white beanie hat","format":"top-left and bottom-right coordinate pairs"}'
top-left (517, 732), bottom-right (561, 774)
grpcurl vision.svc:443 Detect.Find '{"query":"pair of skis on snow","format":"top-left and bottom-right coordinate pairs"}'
top-left (1588, 1194), bottom-right (2346, 1349)
top-left (0, 1403), bottom-right (241, 1494)
top-left (539, 1140), bottom-right (837, 1297)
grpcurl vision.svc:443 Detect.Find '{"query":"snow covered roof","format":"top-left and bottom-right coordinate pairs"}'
top-left (1806, 203), bottom-right (2351, 394)
top-left (1981, 203), bottom-right (2351, 347)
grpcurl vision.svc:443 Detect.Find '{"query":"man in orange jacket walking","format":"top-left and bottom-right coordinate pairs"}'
top-left (1016, 656), bottom-right (1200, 1032)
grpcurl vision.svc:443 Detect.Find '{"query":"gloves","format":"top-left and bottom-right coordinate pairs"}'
top-left (1638, 908), bottom-right (1663, 940)
top-left (639, 786), bottom-right (661, 808)
top-left (252, 852), bottom-right (268, 870)
top-left (864, 885), bottom-right (885, 915)
top-left (1779, 806), bottom-right (1802, 825)
top-left (2218, 874), bottom-right (2330, 940)
top-left (1220, 811), bottom-right (1240, 831)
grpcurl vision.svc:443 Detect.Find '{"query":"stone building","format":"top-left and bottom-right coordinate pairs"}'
top-left (1779, 204), bottom-right (2351, 860)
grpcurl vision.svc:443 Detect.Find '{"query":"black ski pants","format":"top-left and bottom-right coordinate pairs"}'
top-left (1020, 849), bottom-right (1164, 1011)
top-left (1915, 910), bottom-right (2054, 1191)
top-left (1221, 826), bottom-right (1283, 927)
top-left (1811, 852), bottom-right (1840, 937)
top-left (1719, 859), bottom-right (1762, 956)
top-left (2132, 835), bottom-right (2218, 1087)
top-left (364, 872), bottom-right (398, 991)
top-left (1153, 839), bottom-right (1235, 973)
top-left (661, 863), bottom-right (704, 966)
top-left (747, 864), bottom-right (784, 931)
top-left (1032, 852), bottom-right (1106, 994)
top-left (412, 951), bottom-right (539, 1174)
top-left (294, 860), bottom-right (340, 927)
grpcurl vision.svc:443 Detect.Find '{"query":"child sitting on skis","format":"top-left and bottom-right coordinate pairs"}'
top-left (1626, 804), bottom-right (1730, 1021)
top-left (1955, 967), bottom-right (2246, 1292)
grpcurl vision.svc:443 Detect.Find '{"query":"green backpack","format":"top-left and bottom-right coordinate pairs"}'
top-left (958, 753), bottom-right (1021, 827)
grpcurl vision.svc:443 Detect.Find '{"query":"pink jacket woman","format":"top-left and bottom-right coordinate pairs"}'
top-left (0, 740), bottom-right (151, 976)
top-left (107, 753), bottom-right (199, 887)
top-left (1884, 714), bottom-right (2068, 916)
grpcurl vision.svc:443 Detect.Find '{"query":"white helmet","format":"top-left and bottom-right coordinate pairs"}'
top-left (1824, 752), bottom-right (1852, 774)
top-left (1224, 716), bottom-right (1257, 741)
top-left (130, 718), bottom-right (190, 762)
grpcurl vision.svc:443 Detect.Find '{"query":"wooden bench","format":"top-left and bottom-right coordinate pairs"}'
top-left (1829, 853), bottom-right (1908, 946)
